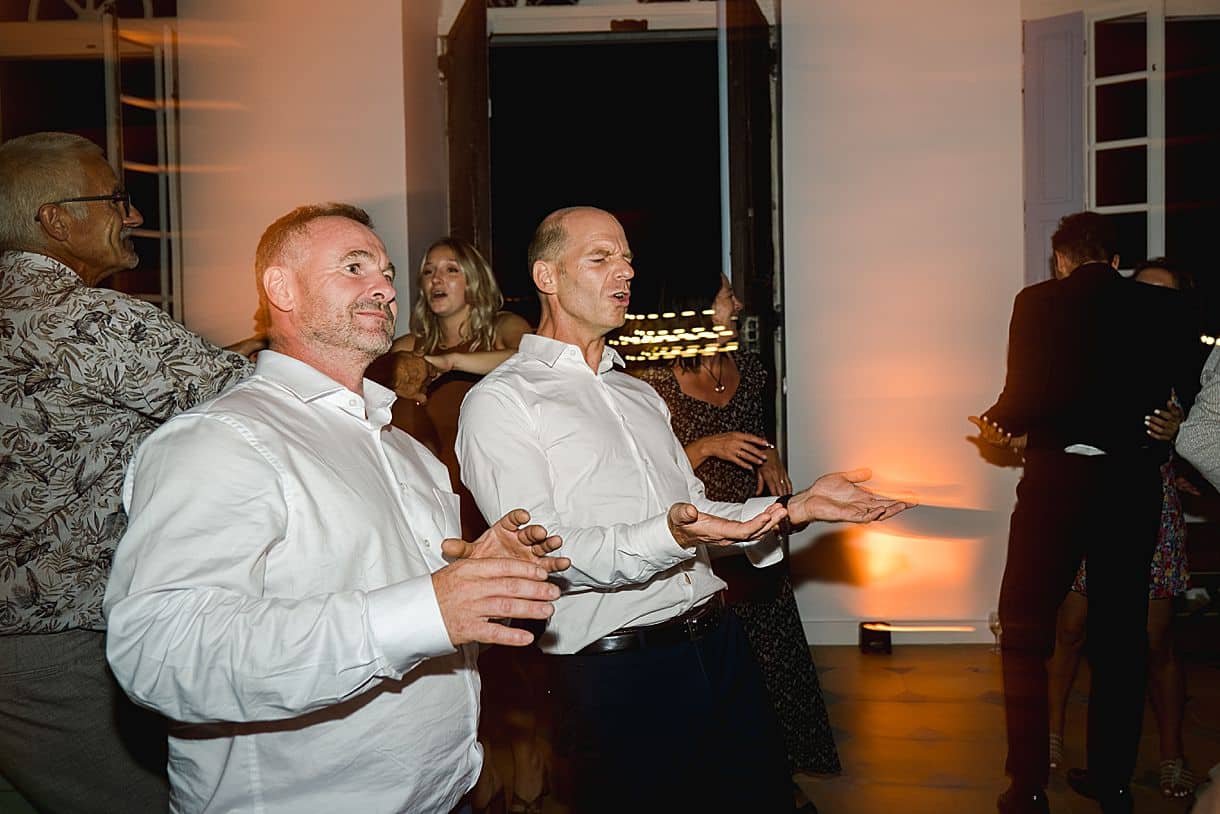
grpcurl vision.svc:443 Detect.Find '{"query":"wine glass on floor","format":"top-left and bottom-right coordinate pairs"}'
top-left (988, 611), bottom-right (1002, 654)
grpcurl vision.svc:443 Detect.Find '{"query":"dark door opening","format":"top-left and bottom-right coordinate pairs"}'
top-left (487, 34), bottom-right (722, 324)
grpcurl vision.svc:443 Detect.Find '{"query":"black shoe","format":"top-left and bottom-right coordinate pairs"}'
top-left (997, 784), bottom-right (1049, 814)
top-left (1065, 769), bottom-right (1134, 814)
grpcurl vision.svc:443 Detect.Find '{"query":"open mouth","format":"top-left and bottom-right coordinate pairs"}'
top-left (611, 291), bottom-right (630, 306)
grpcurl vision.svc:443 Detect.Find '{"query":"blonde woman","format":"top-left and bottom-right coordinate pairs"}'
top-left (375, 236), bottom-right (529, 535)
top-left (370, 237), bottom-right (543, 814)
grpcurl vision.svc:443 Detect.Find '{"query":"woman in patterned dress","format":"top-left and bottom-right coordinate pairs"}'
top-left (636, 269), bottom-right (839, 813)
top-left (1046, 259), bottom-right (1197, 798)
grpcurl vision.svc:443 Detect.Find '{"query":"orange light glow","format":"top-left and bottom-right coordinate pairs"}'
top-left (861, 623), bottom-right (976, 633)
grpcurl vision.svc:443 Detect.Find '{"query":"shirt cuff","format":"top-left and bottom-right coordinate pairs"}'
top-left (366, 574), bottom-right (455, 673)
top-left (636, 512), bottom-right (696, 567)
top-left (738, 496), bottom-right (785, 567)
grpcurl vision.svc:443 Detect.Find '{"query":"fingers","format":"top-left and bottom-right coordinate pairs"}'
top-left (668, 502), bottom-right (699, 527)
top-left (434, 560), bottom-right (563, 647)
top-left (513, 523), bottom-right (550, 547)
top-left (440, 537), bottom-right (473, 559)
top-left (737, 504), bottom-right (784, 539)
top-left (497, 508), bottom-right (532, 529)
top-left (530, 553), bottom-right (571, 573)
top-left (469, 622), bottom-right (537, 648)
top-left (838, 467), bottom-right (873, 484)
top-left (755, 469), bottom-right (765, 496)
top-left (460, 557), bottom-right (552, 581)
top-left (737, 433), bottom-right (771, 450)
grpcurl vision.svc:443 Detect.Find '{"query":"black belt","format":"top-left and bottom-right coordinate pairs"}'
top-left (577, 594), bottom-right (725, 655)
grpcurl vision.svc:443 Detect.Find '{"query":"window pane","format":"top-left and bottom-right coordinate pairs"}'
top-left (1168, 204), bottom-right (1220, 331)
top-left (1095, 14), bottom-right (1146, 78)
top-left (1166, 71), bottom-right (1220, 140)
top-left (1095, 80), bottom-right (1146, 142)
top-left (1168, 205), bottom-right (1219, 271)
top-left (1096, 146), bottom-right (1147, 206)
top-left (1167, 137), bottom-right (1220, 206)
top-left (1103, 211), bottom-right (1147, 270)
top-left (1166, 18), bottom-right (1220, 73)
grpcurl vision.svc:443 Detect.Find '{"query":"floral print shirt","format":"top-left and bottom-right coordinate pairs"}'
top-left (0, 251), bottom-right (252, 633)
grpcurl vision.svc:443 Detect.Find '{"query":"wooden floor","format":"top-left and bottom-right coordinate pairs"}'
top-left (798, 644), bottom-right (1220, 814)
top-left (3, 644), bottom-right (1218, 813)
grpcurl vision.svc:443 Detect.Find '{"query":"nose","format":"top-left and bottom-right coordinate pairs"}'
top-left (616, 256), bottom-right (634, 280)
top-left (124, 201), bottom-right (144, 228)
top-left (369, 274), bottom-right (397, 304)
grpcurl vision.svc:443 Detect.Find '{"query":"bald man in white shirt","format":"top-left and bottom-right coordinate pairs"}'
top-left (103, 203), bottom-right (568, 814)
top-left (456, 206), bottom-right (912, 813)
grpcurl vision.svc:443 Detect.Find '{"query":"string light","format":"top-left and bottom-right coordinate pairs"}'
top-left (609, 308), bottom-right (742, 362)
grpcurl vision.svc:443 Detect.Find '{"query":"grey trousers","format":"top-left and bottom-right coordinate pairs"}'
top-left (0, 629), bottom-right (168, 813)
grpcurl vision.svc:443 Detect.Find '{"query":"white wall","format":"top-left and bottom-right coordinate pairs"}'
top-left (781, 0), bottom-right (1026, 644)
top-left (402, 0), bottom-right (449, 294)
top-left (176, 0), bottom-right (439, 343)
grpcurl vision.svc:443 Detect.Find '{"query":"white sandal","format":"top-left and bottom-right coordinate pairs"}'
top-left (1159, 757), bottom-right (1196, 798)
top-left (1048, 733), bottom-right (1064, 770)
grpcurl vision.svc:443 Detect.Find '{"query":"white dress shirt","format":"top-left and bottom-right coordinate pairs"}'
top-left (455, 334), bottom-right (780, 654)
top-left (104, 351), bottom-right (479, 814)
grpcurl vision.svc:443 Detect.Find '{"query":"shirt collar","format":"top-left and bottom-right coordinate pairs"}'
top-left (1, 250), bottom-right (85, 288)
top-left (254, 350), bottom-right (396, 426)
top-left (518, 333), bottom-right (625, 374)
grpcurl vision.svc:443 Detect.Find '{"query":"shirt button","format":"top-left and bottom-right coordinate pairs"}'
top-left (349, 399), bottom-right (358, 407)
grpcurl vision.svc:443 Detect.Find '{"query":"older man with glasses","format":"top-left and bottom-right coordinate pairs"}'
top-left (0, 132), bottom-right (256, 812)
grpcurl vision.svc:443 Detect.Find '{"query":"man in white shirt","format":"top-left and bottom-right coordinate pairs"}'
top-left (456, 206), bottom-right (912, 813)
top-left (104, 203), bottom-right (568, 813)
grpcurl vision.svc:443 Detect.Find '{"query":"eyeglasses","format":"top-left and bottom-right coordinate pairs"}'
top-left (34, 191), bottom-right (133, 222)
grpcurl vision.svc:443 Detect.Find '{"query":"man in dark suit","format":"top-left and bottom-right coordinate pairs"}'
top-left (971, 212), bottom-right (1200, 814)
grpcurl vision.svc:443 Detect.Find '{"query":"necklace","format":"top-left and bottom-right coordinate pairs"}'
top-left (701, 354), bottom-right (726, 393)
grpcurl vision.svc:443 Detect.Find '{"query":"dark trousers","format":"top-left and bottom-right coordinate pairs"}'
top-left (999, 451), bottom-right (1162, 791)
top-left (0, 629), bottom-right (168, 814)
top-left (548, 608), bottom-right (791, 814)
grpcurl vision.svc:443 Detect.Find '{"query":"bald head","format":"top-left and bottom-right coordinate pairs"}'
top-left (526, 206), bottom-right (610, 274)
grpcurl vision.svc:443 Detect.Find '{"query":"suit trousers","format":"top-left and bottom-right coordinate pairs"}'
top-left (0, 629), bottom-right (168, 814)
top-left (548, 608), bottom-right (792, 814)
top-left (999, 451), bottom-right (1162, 791)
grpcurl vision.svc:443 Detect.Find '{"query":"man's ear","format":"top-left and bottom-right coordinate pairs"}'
top-left (1110, 254), bottom-right (1121, 270)
top-left (263, 266), bottom-right (295, 313)
top-left (34, 204), bottom-right (71, 242)
top-left (532, 259), bottom-right (557, 295)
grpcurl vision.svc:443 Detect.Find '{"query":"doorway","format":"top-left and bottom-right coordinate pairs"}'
top-left (487, 33), bottom-right (721, 322)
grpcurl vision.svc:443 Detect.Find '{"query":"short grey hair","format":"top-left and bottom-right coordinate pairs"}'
top-left (0, 132), bottom-right (103, 252)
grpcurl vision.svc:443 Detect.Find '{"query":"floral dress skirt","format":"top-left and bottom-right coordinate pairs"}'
top-left (1071, 460), bottom-right (1190, 598)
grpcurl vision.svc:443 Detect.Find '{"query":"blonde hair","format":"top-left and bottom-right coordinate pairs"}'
top-left (411, 237), bottom-right (503, 353)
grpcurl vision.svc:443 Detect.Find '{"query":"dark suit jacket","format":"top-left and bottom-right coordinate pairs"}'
top-left (983, 262), bottom-right (1202, 455)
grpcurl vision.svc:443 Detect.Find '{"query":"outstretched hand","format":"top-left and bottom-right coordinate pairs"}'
top-left (967, 415), bottom-right (1026, 449)
top-left (787, 468), bottom-right (916, 527)
top-left (666, 501), bottom-right (786, 549)
top-left (441, 508), bottom-right (569, 573)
